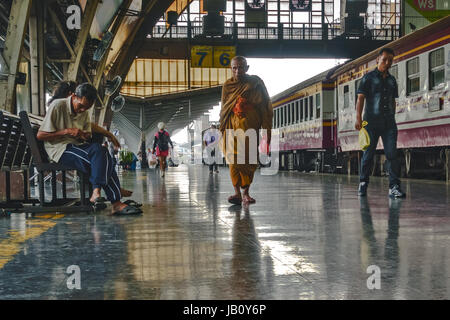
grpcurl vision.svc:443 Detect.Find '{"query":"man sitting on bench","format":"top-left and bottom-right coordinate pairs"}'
top-left (36, 83), bottom-right (142, 215)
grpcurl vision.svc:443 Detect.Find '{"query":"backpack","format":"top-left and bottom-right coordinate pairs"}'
top-left (157, 131), bottom-right (169, 151)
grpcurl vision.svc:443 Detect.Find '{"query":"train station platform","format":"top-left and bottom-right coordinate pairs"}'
top-left (0, 166), bottom-right (449, 300)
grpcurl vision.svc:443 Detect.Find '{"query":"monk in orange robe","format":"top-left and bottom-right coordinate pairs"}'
top-left (219, 56), bottom-right (273, 205)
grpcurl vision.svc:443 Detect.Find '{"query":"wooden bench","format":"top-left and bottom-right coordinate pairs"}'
top-left (0, 110), bottom-right (94, 214)
top-left (0, 110), bottom-right (35, 209)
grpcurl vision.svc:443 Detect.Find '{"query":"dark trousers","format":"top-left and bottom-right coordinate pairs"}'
top-left (360, 119), bottom-right (401, 188)
top-left (209, 149), bottom-right (218, 172)
top-left (59, 143), bottom-right (122, 202)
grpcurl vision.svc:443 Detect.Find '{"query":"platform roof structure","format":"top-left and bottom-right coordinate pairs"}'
top-left (0, 0), bottom-right (407, 151)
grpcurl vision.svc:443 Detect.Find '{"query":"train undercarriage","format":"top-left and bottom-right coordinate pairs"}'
top-left (278, 147), bottom-right (450, 181)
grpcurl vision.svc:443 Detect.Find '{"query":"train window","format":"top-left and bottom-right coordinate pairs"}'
top-left (287, 103), bottom-right (292, 124)
top-left (300, 99), bottom-right (304, 122)
top-left (315, 93), bottom-right (321, 119)
top-left (304, 98), bottom-right (308, 120)
top-left (274, 109), bottom-right (276, 128)
top-left (344, 85), bottom-right (349, 108)
top-left (295, 101), bottom-right (299, 123)
top-left (277, 108), bottom-right (280, 128)
top-left (278, 108), bottom-right (281, 128)
top-left (309, 96), bottom-right (314, 120)
top-left (277, 108), bottom-right (280, 127)
top-left (291, 103), bottom-right (295, 124)
top-left (274, 109), bottom-right (277, 128)
top-left (288, 103), bottom-right (292, 124)
top-left (390, 65), bottom-right (398, 82)
top-left (407, 57), bottom-right (420, 95)
top-left (283, 105), bottom-right (287, 126)
top-left (280, 107), bottom-right (283, 127)
top-left (430, 48), bottom-right (445, 89)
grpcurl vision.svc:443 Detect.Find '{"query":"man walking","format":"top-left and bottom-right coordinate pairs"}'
top-left (219, 56), bottom-right (273, 205)
top-left (355, 48), bottom-right (405, 198)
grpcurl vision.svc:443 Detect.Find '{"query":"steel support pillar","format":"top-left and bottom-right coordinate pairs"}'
top-left (29, 0), bottom-right (46, 116)
top-left (0, 0), bottom-right (32, 113)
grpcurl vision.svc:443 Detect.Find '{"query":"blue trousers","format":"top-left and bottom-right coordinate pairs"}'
top-left (360, 119), bottom-right (401, 188)
top-left (59, 143), bottom-right (122, 202)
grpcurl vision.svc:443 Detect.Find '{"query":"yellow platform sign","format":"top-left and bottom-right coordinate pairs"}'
top-left (191, 46), bottom-right (236, 68)
top-left (191, 46), bottom-right (213, 68)
top-left (213, 46), bottom-right (236, 68)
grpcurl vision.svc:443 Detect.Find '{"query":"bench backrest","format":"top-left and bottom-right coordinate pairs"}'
top-left (0, 111), bottom-right (33, 171)
top-left (19, 111), bottom-right (50, 168)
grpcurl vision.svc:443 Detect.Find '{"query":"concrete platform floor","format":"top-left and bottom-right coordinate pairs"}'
top-left (0, 165), bottom-right (449, 300)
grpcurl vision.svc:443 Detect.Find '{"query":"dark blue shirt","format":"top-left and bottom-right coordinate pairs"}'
top-left (357, 68), bottom-right (398, 122)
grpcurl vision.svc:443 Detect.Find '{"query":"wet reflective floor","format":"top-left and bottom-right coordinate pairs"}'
top-left (0, 165), bottom-right (449, 300)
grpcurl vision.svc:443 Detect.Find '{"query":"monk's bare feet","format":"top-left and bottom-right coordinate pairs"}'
top-left (242, 194), bottom-right (256, 204)
top-left (228, 194), bottom-right (242, 205)
top-left (121, 188), bottom-right (133, 197)
top-left (90, 188), bottom-right (102, 203)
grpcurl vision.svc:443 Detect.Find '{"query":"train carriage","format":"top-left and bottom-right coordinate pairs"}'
top-left (271, 15), bottom-right (450, 180)
top-left (271, 68), bottom-right (339, 172)
top-left (334, 15), bottom-right (450, 178)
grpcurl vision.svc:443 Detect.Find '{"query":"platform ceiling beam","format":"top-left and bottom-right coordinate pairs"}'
top-left (93, 0), bottom-right (134, 125)
top-left (67, 0), bottom-right (100, 82)
top-left (99, 0), bottom-right (171, 127)
top-left (0, 0), bottom-right (32, 113)
top-left (93, 0), bottom-right (134, 89)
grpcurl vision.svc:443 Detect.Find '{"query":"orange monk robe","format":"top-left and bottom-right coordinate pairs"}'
top-left (219, 75), bottom-right (273, 188)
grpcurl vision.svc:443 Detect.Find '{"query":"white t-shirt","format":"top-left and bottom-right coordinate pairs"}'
top-left (40, 97), bottom-right (91, 162)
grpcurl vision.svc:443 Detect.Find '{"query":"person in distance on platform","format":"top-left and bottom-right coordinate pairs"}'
top-left (219, 56), bottom-right (273, 205)
top-left (355, 47), bottom-right (405, 199)
top-left (152, 122), bottom-right (174, 178)
top-left (37, 83), bottom-right (142, 215)
top-left (203, 124), bottom-right (220, 174)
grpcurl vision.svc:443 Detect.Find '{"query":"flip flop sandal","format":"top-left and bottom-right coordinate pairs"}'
top-left (123, 200), bottom-right (143, 208)
top-left (91, 202), bottom-right (107, 211)
top-left (228, 195), bottom-right (242, 205)
top-left (113, 205), bottom-right (143, 216)
top-left (74, 200), bottom-right (106, 210)
top-left (92, 197), bottom-right (106, 203)
top-left (90, 198), bottom-right (107, 211)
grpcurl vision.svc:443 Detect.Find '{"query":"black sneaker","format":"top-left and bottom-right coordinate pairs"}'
top-left (389, 185), bottom-right (406, 198)
top-left (358, 182), bottom-right (368, 196)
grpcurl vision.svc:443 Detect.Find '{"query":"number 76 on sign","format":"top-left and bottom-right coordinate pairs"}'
top-left (191, 46), bottom-right (236, 68)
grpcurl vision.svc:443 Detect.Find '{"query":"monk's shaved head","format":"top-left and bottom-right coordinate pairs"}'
top-left (231, 56), bottom-right (248, 66)
top-left (231, 56), bottom-right (249, 81)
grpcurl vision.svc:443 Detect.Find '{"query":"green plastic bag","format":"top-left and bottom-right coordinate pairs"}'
top-left (359, 121), bottom-right (370, 151)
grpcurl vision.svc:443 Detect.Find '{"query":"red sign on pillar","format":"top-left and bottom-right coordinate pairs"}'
top-left (414, 0), bottom-right (436, 11)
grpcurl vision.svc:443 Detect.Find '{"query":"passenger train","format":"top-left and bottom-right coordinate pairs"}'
top-left (271, 15), bottom-right (450, 180)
